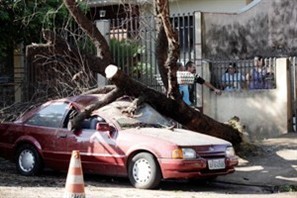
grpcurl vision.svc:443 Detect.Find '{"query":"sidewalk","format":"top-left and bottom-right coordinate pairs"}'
top-left (216, 133), bottom-right (297, 189)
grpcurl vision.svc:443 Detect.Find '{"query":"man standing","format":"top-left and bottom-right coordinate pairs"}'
top-left (181, 61), bottom-right (222, 105)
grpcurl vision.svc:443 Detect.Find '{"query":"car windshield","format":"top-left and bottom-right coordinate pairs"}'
top-left (98, 100), bottom-right (174, 129)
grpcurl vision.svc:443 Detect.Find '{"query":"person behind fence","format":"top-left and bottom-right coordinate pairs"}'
top-left (177, 62), bottom-right (191, 105)
top-left (221, 62), bottom-right (245, 91)
top-left (246, 55), bottom-right (274, 89)
top-left (185, 61), bottom-right (222, 105)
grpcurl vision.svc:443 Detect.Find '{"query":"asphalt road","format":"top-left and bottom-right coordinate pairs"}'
top-left (1, 132), bottom-right (297, 198)
top-left (0, 157), bottom-right (295, 198)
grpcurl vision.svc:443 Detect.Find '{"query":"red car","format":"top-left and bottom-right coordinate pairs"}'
top-left (0, 94), bottom-right (238, 189)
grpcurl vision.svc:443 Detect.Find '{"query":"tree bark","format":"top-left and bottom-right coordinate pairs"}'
top-left (155, 0), bottom-right (180, 99)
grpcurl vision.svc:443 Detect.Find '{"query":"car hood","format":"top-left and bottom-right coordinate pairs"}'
top-left (123, 127), bottom-right (231, 146)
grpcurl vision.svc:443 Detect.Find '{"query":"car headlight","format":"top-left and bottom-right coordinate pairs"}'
top-left (225, 146), bottom-right (235, 157)
top-left (172, 148), bottom-right (196, 159)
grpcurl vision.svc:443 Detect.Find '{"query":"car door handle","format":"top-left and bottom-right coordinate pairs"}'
top-left (58, 133), bottom-right (67, 138)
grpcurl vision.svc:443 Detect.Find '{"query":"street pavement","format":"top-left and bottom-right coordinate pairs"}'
top-left (216, 133), bottom-right (297, 190)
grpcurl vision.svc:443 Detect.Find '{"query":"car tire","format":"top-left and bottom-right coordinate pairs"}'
top-left (16, 144), bottom-right (43, 176)
top-left (128, 152), bottom-right (162, 189)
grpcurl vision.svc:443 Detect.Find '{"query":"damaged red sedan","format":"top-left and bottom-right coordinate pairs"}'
top-left (0, 94), bottom-right (238, 189)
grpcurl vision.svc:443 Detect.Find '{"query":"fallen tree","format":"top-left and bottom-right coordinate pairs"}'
top-left (26, 0), bottom-right (243, 148)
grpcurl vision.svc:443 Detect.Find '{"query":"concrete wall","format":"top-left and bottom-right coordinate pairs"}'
top-left (202, 58), bottom-right (290, 141)
top-left (202, 0), bottom-right (297, 59)
top-left (169, 0), bottom-right (247, 15)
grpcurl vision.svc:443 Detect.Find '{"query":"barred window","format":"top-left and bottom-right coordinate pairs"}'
top-left (210, 59), bottom-right (276, 91)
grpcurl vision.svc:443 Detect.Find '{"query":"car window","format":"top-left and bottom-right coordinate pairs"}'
top-left (26, 102), bottom-right (69, 128)
top-left (81, 116), bottom-right (106, 129)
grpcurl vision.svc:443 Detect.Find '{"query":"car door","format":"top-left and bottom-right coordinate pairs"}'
top-left (67, 117), bottom-right (117, 175)
top-left (24, 101), bottom-right (73, 170)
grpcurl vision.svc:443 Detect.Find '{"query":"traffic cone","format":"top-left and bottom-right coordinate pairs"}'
top-left (64, 150), bottom-right (86, 198)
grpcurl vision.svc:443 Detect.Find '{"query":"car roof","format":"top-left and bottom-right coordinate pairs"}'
top-left (13, 94), bottom-right (106, 123)
top-left (65, 94), bottom-right (105, 108)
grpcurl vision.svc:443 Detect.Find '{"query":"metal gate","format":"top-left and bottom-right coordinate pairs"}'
top-left (107, 13), bottom-right (196, 90)
top-left (289, 57), bottom-right (297, 132)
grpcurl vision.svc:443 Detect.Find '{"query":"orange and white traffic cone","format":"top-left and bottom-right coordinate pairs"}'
top-left (64, 150), bottom-right (85, 198)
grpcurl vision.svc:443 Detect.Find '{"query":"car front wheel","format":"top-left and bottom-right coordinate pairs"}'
top-left (16, 144), bottom-right (43, 176)
top-left (128, 152), bottom-right (161, 189)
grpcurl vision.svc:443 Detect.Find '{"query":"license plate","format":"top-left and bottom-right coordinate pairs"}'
top-left (208, 158), bottom-right (226, 170)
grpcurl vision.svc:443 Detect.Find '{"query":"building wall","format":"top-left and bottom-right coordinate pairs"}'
top-left (201, 0), bottom-right (297, 59)
top-left (196, 0), bottom-right (297, 139)
top-left (202, 58), bottom-right (290, 141)
top-left (169, 0), bottom-right (248, 15)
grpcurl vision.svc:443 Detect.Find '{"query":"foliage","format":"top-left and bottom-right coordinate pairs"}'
top-left (0, 1), bottom-right (63, 54)
top-left (0, 0), bottom-right (93, 73)
top-left (0, 0), bottom-right (97, 113)
top-left (110, 38), bottom-right (141, 69)
top-left (277, 184), bottom-right (297, 192)
top-left (226, 116), bottom-right (245, 133)
top-left (110, 38), bottom-right (154, 80)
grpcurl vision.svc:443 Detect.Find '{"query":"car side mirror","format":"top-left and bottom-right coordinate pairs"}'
top-left (96, 122), bottom-right (110, 132)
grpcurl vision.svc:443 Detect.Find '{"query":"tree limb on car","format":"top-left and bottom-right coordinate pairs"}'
top-left (62, 0), bottom-right (243, 147)
top-left (68, 87), bottom-right (124, 131)
top-left (105, 65), bottom-right (242, 147)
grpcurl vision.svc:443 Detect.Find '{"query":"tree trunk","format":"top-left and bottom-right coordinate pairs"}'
top-left (105, 65), bottom-right (242, 147)
top-left (155, 0), bottom-right (180, 99)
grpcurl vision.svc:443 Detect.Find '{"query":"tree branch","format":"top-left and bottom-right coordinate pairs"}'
top-left (155, 0), bottom-right (180, 99)
top-left (63, 0), bottom-right (112, 63)
top-left (121, 95), bottom-right (146, 117)
top-left (68, 87), bottom-right (124, 131)
top-left (82, 85), bottom-right (116, 95)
